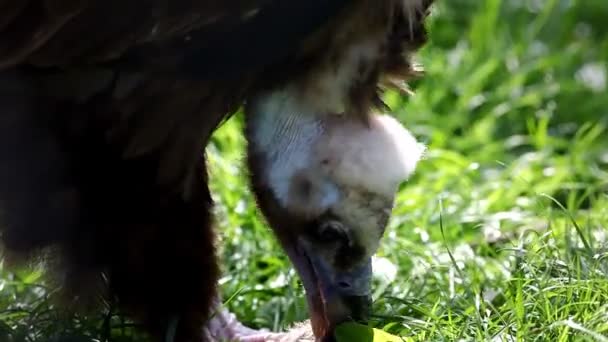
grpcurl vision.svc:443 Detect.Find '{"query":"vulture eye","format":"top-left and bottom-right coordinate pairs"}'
top-left (316, 220), bottom-right (347, 243)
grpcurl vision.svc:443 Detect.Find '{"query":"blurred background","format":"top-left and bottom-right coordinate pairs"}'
top-left (2, 0), bottom-right (607, 341)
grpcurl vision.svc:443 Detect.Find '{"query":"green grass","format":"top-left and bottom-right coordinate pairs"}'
top-left (2, 0), bottom-right (608, 341)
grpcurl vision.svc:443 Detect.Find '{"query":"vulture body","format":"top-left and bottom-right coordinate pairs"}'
top-left (0, 1), bottom-right (433, 341)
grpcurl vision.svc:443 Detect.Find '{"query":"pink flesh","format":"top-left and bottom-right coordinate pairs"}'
top-left (202, 302), bottom-right (314, 342)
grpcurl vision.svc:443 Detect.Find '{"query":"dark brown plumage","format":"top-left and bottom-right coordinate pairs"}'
top-left (0, 1), bottom-right (433, 341)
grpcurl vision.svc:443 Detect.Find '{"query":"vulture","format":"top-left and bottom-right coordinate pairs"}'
top-left (0, 0), bottom-right (433, 341)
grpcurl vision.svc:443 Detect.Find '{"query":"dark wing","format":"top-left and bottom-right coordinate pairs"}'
top-left (0, 0), bottom-right (272, 68)
top-left (0, 0), bottom-right (352, 195)
top-left (0, 2), bottom-right (355, 337)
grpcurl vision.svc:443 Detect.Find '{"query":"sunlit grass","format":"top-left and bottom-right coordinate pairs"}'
top-left (2, 0), bottom-right (608, 341)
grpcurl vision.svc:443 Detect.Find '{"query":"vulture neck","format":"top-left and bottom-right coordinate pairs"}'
top-left (245, 89), bottom-right (329, 207)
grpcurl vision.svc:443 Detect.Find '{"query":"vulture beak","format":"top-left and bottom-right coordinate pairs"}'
top-left (283, 237), bottom-right (373, 340)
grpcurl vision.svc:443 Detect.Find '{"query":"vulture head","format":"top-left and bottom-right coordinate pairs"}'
top-left (245, 91), bottom-right (425, 337)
